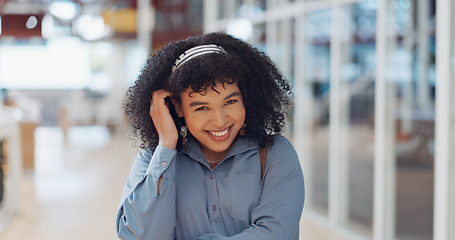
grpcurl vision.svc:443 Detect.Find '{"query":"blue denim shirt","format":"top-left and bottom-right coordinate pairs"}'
top-left (116, 135), bottom-right (305, 240)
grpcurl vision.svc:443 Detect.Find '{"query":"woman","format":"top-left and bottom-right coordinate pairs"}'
top-left (116, 33), bottom-right (304, 239)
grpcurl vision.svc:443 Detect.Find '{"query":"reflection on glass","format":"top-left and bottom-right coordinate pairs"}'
top-left (219, 0), bottom-right (263, 20)
top-left (217, 0), bottom-right (224, 20)
top-left (339, 2), bottom-right (376, 234)
top-left (303, 8), bottom-right (331, 215)
top-left (228, 1), bottom-right (265, 41)
top-left (278, 19), bottom-right (295, 139)
top-left (251, 23), bottom-right (266, 52)
top-left (387, 1), bottom-right (435, 239)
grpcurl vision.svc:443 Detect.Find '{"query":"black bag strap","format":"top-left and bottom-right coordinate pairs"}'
top-left (259, 142), bottom-right (268, 180)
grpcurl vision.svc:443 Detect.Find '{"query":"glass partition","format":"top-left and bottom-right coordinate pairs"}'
top-left (251, 23), bottom-right (266, 51)
top-left (302, 8), bottom-right (331, 215)
top-left (385, 1), bottom-right (436, 239)
top-left (339, 2), bottom-right (376, 234)
top-left (449, 3), bottom-right (455, 238)
top-left (206, 0), bottom-right (454, 239)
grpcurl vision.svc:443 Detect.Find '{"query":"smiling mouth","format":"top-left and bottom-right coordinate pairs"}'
top-left (207, 126), bottom-right (231, 137)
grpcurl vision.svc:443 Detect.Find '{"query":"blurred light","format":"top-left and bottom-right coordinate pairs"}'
top-left (397, 0), bottom-right (411, 9)
top-left (0, 37), bottom-right (91, 89)
top-left (239, 4), bottom-right (263, 20)
top-left (42, 15), bottom-right (54, 39)
top-left (362, 0), bottom-right (378, 10)
top-left (0, 17), bottom-right (2, 36)
top-left (26, 16), bottom-right (38, 29)
top-left (227, 18), bottom-right (253, 41)
top-left (49, 2), bottom-right (78, 20)
top-left (75, 15), bottom-right (111, 41)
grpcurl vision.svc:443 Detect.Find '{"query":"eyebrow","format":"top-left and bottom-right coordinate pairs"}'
top-left (189, 91), bottom-right (242, 107)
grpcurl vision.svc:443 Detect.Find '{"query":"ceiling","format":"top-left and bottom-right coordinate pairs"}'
top-left (0, 0), bottom-right (202, 45)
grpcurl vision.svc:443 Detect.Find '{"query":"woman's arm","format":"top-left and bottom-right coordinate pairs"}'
top-left (116, 89), bottom-right (180, 239)
top-left (197, 137), bottom-right (305, 240)
top-left (116, 146), bottom-right (177, 240)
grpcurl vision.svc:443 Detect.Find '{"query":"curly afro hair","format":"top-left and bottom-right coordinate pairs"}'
top-left (125, 32), bottom-right (292, 150)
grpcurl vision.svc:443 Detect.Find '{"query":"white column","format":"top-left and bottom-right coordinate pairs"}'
top-left (279, 19), bottom-right (292, 80)
top-left (339, 6), bottom-right (353, 228)
top-left (266, 21), bottom-right (278, 62)
top-left (328, 5), bottom-right (349, 227)
top-left (203, 0), bottom-right (218, 33)
top-left (400, 2), bottom-right (414, 135)
top-left (293, 14), bottom-right (313, 208)
top-left (265, 0), bottom-right (278, 62)
top-left (416, 0), bottom-right (431, 109)
top-left (224, 0), bottom-right (235, 19)
top-left (137, 0), bottom-right (153, 53)
top-left (373, 0), bottom-right (396, 240)
top-left (280, 19), bottom-right (294, 138)
top-left (434, 0), bottom-right (454, 239)
top-left (8, 123), bottom-right (22, 214)
top-left (105, 42), bottom-right (128, 121)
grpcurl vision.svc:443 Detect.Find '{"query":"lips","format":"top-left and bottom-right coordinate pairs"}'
top-left (206, 125), bottom-right (232, 140)
top-left (208, 127), bottom-right (229, 137)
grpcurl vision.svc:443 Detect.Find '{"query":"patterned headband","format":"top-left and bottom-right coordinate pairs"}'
top-left (172, 44), bottom-right (227, 72)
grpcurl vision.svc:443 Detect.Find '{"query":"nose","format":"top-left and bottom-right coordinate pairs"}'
top-left (211, 108), bottom-right (228, 127)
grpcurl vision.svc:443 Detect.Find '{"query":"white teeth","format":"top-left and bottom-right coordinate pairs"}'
top-left (209, 128), bottom-right (229, 137)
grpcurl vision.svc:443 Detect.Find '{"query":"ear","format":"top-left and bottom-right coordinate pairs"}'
top-left (171, 98), bottom-right (184, 117)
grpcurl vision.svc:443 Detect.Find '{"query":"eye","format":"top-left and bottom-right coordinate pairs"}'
top-left (226, 99), bottom-right (237, 105)
top-left (195, 106), bottom-right (208, 111)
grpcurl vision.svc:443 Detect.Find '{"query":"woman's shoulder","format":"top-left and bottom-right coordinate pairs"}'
top-left (269, 134), bottom-right (295, 150)
top-left (267, 135), bottom-right (299, 162)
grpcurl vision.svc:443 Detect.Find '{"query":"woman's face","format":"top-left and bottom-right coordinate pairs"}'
top-left (175, 81), bottom-right (245, 158)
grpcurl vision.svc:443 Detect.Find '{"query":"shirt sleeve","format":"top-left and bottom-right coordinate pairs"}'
top-left (196, 137), bottom-right (305, 240)
top-left (116, 145), bottom-right (178, 240)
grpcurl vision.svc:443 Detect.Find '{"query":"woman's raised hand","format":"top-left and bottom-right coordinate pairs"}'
top-left (150, 90), bottom-right (179, 150)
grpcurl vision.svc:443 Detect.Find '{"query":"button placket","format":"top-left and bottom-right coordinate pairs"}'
top-left (206, 170), bottom-right (226, 234)
top-left (206, 172), bottom-right (217, 212)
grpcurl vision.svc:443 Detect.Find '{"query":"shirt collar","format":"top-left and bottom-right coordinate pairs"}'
top-left (178, 135), bottom-right (259, 165)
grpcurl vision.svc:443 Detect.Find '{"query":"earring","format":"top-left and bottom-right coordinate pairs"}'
top-left (239, 123), bottom-right (246, 136)
top-left (180, 125), bottom-right (188, 148)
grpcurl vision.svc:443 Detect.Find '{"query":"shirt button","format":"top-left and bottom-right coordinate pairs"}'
top-left (210, 174), bottom-right (214, 179)
top-left (160, 162), bottom-right (167, 168)
top-left (212, 205), bottom-right (216, 211)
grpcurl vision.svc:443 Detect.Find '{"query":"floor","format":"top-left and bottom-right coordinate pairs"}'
top-left (306, 124), bottom-right (435, 240)
top-left (0, 126), bottom-right (136, 240)
top-left (0, 126), bottom-right (342, 240)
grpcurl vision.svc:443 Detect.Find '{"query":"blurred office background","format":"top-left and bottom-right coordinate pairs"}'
top-left (0, 0), bottom-right (454, 240)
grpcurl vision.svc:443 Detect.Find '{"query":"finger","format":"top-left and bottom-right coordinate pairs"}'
top-left (152, 89), bottom-right (171, 101)
top-left (149, 90), bottom-right (179, 149)
top-left (150, 90), bottom-right (172, 112)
